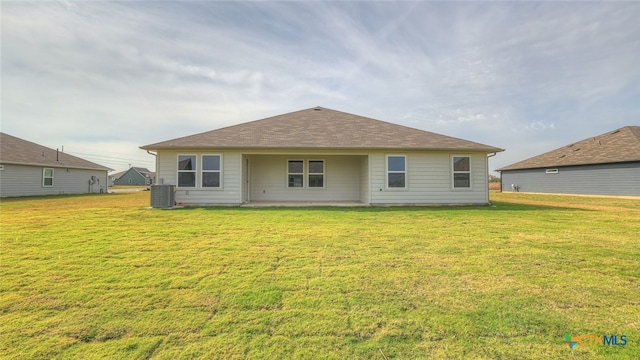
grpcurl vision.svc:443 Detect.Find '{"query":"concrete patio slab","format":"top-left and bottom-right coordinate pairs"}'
top-left (241, 201), bottom-right (367, 208)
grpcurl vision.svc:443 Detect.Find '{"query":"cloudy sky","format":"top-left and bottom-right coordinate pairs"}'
top-left (3, 1), bottom-right (639, 173)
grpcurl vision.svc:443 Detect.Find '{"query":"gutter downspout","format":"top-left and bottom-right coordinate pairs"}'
top-left (486, 152), bottom-right (497, 204)
top-left (146, 150), bottom-right (158, 185)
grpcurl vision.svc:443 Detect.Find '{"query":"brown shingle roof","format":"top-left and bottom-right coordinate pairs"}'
top-left (141, 107), bottom-right (503, 152)
top-left (0, 132), bottom-right (112, 171)
top-left (497, 126), bottom-right (640, 171)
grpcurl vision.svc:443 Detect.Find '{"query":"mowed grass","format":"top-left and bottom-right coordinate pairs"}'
top-left (1, 192), bottom-right (638, 359)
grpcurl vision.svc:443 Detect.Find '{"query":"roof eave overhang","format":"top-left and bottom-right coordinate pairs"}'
top-left (0, 160), bottom-right (113, 172)
top-left (498, 159), bottom-right (640, 172)
top-left (140, 145), bottom-right (504, 153)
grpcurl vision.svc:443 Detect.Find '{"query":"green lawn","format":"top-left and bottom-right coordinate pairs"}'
top-left (1, 192), bottom-right (638, 359)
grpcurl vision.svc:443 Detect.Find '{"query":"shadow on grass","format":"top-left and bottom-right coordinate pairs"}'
top-left (0, 193), bottom-right (116, 202)
top-left (487, 201), bottom-right (587, 212)
top-left (170, 201), bottom-right (584, 213)
top-left (2, 193), bottom-right (586, 212)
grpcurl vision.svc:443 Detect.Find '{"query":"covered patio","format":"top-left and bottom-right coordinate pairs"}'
top-left (242, 154), bottom-right (369, 204)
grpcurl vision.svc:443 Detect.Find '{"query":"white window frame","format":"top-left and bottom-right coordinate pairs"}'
top-left (177, 154), bottom-right (197, 188)
top-left (287, 159), bottom-right (305, 188)
top-left (546, 169), bottom-right (559, 174)
top-left (451, 155), bottom-right (472, 189)
top-left (202, 154), bottom-right (223, 189)
top-left (307, 159), bottom-right (325, 188)
top-left (386, 155), bottom-right (407, 189)
top-left (43, 168), bottom-right (54, 187)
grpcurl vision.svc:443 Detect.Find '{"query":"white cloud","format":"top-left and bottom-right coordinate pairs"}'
top-left (525, 121), bottom-right (556, 131)
top-left (2, 1), bottom-right (639, 173)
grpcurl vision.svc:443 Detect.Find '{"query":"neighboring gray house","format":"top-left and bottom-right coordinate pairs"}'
top-left (497, 126), bottom-right (640, 196)
top-left (0, 133), bottom-right (112, 197)
top-left (110, 167), bottom-right (155, 186)
top-left (141, 107), bottom-right (503, 206)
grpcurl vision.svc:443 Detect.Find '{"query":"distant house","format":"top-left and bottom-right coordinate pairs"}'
top-left (110, 167), bottom-right (155, 186)
top-left (497, 126), bottom-right (640, 196)
top-left (141, 107), bottom-right (503, 206)
top-left (0, 133), bottom-right (112, 197)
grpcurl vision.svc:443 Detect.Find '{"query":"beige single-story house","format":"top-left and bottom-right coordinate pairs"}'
top-left (0, 132), bottom-right (112, 197)
top-left (141, 107), bottom-right (503, 206)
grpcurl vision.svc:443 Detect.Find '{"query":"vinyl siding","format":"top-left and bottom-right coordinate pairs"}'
top-left (155, 149), bottom-right (491, 206)
top-left (360, 156), bottom-right (369, 204)
top-left (113, 169), bottom-right (148, 186)
top-left (500, 162), bottom-right (640, 196)
top-left (0, 164), bottom-right (108, 197)
top-left (242, 156), bottom-right (249, 202)
top-left (369, 151), bottom-right (489, 205)
top-left (156, 151), bottom-right (242, 205)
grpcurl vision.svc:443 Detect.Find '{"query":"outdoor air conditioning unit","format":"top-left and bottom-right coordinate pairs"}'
top-left (150, 184), bottom-right (175, 208)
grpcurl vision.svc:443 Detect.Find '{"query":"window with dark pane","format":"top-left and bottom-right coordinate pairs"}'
top-left (178, 155), bottom-right (195, 170)
top-left (452, 156), bottom-right (471, 188)
top-left (387, 156), bottom-right (406, 188)
top-left (308, 160), bottom-right (324, 187)
top-left (388, 156), bottom-right (405, 172)
top-left (288, 160), bottom-right (304, 187)
top-left (202, 155), bottom-right (221, 188)
top-left (203, 155), bottom-right (220, 171)
top-left (178, 172), bottom-right (196, 187)
top-left (178, 155), bottom-right (196, 187)
top-left (202, 172), bottom-right (220, 187)
top-left (43, 168), bottom-right (54, 187)
top-left (388, 173), bottom-right (405, 188)
top-left (454, 173), bottom-right (470, 188)
top-left (453, 156), bottom-right (470, 172)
